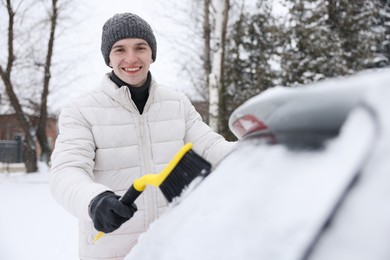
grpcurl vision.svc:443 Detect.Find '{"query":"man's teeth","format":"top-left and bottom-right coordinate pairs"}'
top-left (124, 67), bottom-right (140, 72)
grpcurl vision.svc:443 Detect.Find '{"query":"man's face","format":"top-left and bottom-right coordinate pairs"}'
top-left (109, 38), bottom-right (153, 87)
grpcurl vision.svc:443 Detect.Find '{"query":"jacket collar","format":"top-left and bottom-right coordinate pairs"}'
top-left (100, 73), bottom-right (157, 111)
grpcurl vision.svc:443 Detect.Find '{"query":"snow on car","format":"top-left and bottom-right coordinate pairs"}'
top-left (125, 68), bottom-right (390, 260)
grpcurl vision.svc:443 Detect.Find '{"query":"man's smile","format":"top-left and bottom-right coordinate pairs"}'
top-left (123, 67), bottom-right (142, 72)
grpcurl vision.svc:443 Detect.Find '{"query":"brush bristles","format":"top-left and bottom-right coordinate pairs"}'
top-left (160, 150), bottom-right (211, 202)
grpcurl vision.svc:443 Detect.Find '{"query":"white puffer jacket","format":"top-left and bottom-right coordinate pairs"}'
top-left (50, 74), bottom-right (234, 260)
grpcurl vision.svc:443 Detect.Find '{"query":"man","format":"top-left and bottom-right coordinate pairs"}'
top-left (50, 13), bottom-right (234, 260)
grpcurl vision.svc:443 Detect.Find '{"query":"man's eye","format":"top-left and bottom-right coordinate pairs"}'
top-left (114, 48), bottom-right (124, 53)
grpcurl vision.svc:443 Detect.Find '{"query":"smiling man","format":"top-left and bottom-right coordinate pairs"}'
top-left (110, 39), bottom-right (152, 86)
top-left (50, 13), bottom-right (235, 260)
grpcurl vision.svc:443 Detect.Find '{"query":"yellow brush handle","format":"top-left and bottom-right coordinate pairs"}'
top-left (93, 143), bottom-right (193, 244)
top-left (94, 231), bottom-right (104, 243)
top-left (133, 142), bottom-right (193, 190)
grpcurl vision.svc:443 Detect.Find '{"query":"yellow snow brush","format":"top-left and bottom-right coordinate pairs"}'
top-left (94, 142), bottom-right (211, 243)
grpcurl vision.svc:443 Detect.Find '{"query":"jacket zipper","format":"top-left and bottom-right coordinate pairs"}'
top-left (139, 115), bottom-right (157, 224)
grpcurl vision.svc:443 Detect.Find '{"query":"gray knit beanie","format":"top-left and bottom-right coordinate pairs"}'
top-left (101, 13), bottom-right (157, 66)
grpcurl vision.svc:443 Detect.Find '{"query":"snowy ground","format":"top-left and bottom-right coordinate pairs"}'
top-left (0, 163), bottom-right (78, 260)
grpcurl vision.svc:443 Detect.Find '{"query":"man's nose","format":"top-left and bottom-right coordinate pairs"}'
top-left (124, 50), bottom-right (137, 63)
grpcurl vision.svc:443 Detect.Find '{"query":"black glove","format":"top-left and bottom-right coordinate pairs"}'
top-left (89, 191), bottom-right (137, 233)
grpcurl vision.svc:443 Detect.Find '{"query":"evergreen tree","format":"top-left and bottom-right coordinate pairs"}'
top-left (378, 0), bottom-right (390, 66)
top-left (336, 0), bottom-right (385, 70)
top-left (281, 0), bottom-right (385, 86)
top-left (281, 0), bottom-right (347, 85)
top-left (222, 0), bottom-right (283, 139)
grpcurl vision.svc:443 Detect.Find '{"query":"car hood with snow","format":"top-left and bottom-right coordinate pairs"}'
top-left (125, 69), bottom-right (390, 260)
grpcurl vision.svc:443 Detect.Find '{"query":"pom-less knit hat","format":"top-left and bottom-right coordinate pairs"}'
top-left (101, 13), bottom-right (157, 66)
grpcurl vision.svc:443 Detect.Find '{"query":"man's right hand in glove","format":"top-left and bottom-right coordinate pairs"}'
top-left (89, 191), bottom-right (137, 233)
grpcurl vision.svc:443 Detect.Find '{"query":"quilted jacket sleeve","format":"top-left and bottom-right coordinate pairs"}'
top-left (50, 104), bottom-right (111, 221)
top-left (182, 94), bottom-right (236, 166)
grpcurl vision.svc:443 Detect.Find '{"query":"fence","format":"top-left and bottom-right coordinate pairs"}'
top-left (0, 137), bottom-right (23, 163)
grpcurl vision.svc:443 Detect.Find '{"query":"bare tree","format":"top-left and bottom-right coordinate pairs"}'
top-left (36, 0), bottom-right (59, 163)
top-left (0, 0), bottom-right (38, 172)
top-left (203, 0), bottom-right (212, 102)
top-left (0, 0), bottom-right (68, 172)
top-left (208, 0), bottom-right (230, 132)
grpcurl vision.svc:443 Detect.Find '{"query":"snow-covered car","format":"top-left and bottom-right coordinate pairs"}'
top-left (126, 68), bottom-right (390, 260)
